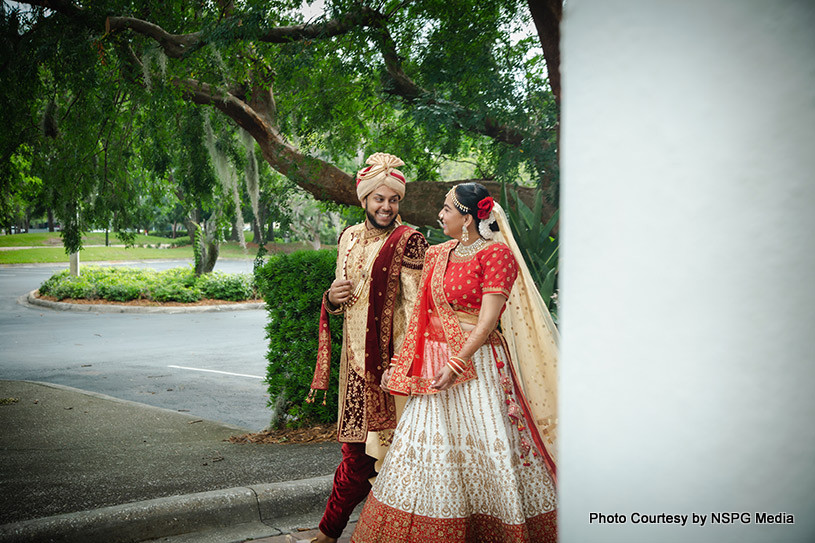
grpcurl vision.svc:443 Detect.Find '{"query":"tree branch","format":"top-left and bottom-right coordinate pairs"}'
top-left (18, 0), bottom-right (556, 227)
top-left (105, 7), bottom-right (384, 59)
top-left (105, 17), bottom-right (202, 58)
top-left (102, 5), bottom-right (541, 148)
top-left (374, 23), bottom-right (541, 148)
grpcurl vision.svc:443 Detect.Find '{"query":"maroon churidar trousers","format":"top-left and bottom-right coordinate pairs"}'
top-left (318, 442), bottom-right (377, 538)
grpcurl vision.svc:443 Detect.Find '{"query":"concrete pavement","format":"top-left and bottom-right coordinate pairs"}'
top-left (0, 380), bottom-right (346, 542)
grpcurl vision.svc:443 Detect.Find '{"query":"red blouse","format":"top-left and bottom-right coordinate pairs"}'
top-left (442, 242), bottom-right (518, 318)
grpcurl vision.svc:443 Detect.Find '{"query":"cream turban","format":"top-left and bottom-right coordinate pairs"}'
top-left (356, 152), bottom-right (407, 203)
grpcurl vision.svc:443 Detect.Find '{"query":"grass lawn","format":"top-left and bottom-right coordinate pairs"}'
top-left (0, 231), bottom-right (185, 248)
top-left (0, 236), bottom-right (323, 265)
top-left (0, 246), bottom-right (196, 264)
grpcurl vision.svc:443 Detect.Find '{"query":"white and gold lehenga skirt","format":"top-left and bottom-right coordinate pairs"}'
top-left (351, 339), bottom-right (557, 543)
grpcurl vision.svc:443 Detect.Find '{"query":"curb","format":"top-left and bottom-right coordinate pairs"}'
top-left (0, 476), bottom-right (333, 543)
top-left (21, 290), bottom-right (266, 314)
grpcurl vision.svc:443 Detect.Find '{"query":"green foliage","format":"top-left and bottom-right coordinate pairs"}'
top-left (37, 266), bottom-right (255, 303)
top-left (502, 184), bottom-right (559, 321)
top-left (2, 0), bottom-right (558, 259)
top-left (255, 249), bottom-right (341, 427)
top-left (150, 282), bottom-right (202, 303)
top-left (197, 272), bottom-right (254, 301)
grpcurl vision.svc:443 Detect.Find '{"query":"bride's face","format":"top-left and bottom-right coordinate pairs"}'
top-left (438, 193), bottom-right (467, 240)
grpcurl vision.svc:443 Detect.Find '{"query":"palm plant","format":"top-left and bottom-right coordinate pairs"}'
top-left (501, 184), bottom-right (559, 322)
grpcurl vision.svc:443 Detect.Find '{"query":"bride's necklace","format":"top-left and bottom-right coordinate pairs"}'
top-left (454, 237), bottom-right (488, 257)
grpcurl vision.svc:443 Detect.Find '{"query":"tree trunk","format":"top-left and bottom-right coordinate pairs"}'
top-left (69, 251), bottom-right (80, 276)
top-left (201, 238), bottom-right (219, 273)
top-left (527, 0), bottom-right (561, 106)
top-left (185, 209), bottom-right (198, 246)
top-left (193, 218), bottom-right (220, 275)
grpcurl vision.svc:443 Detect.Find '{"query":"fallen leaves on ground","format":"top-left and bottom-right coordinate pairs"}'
top-left (229, 424), bottom-right (337, 445)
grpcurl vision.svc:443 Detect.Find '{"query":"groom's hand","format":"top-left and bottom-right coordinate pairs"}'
top-left (380, 367), bottom-right (393, 391)
top-left (328, 279), bottom-right (353, 306)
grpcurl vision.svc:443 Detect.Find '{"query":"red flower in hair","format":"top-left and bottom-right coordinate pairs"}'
top-left (477, 196), bottom-right (494, 219)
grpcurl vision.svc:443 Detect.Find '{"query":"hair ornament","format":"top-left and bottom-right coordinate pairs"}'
top-left (478, 211), bottom-right (497, 239)
top-left (476, 196), bottom-right (494, 220)
top-left (447, 186), bottom-right (470, 214)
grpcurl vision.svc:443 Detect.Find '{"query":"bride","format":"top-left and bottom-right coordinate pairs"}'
top-left (351, 182), bottom-right (559, 542)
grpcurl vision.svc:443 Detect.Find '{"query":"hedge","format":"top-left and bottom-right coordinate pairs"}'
top-left (38, 266), bottom-right (255, 303)
top-left (255, 249), bottom-right (342, 428)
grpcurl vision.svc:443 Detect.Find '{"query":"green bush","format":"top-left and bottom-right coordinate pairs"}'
top-left (47, 275), bottom-right (98, 300)
top-left (95, 267), bottom-right (150, 301)
top-left (151, 282), bottom-right (202, 303)
top-left (255, 249), bottom-right (341, 428)
top-left (38, 266), bottom-right (254, 303)
top-left (38, 270), bottom-right (70, 297)
top-left (198, 272), bottom-right (255, 301)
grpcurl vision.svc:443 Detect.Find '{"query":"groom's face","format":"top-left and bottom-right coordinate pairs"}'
top-left (364, 186), bottom-right (401, 229)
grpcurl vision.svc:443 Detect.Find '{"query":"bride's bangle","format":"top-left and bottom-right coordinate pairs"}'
top-left (448, 356), bottom-right (466, 375)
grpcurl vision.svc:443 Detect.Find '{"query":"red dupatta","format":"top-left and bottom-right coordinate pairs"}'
top-left (388, 241), bottom-right (477, 395)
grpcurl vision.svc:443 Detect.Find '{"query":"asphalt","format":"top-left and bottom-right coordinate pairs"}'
top-left (0, 293), bottom-right (357, 543)
top-left (0, 379), bottom-right (358, 543)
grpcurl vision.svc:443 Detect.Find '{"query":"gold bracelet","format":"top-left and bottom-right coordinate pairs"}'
top-left (446, 362), bottom-right (463, 376)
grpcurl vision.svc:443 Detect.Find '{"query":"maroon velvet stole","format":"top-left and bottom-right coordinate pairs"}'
top-left (308, 225), bottom-right (412, 412)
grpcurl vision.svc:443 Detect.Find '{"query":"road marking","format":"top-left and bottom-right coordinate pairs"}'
top-left (168, 365), bottom-right (264, 380)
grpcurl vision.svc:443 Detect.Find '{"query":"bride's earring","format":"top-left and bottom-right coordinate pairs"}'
top-left (461, 224), bottom-right (469, 243)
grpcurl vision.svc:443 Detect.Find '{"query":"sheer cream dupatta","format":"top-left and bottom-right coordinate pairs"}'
top-left (493, 203), bottom-right (559, 475)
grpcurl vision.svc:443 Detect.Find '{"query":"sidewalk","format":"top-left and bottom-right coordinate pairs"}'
top-left (0, 380), bottom-right (348, 543)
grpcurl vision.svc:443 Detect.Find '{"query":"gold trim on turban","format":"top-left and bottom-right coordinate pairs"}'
top-left (356, 152), bottom-right (407, 203)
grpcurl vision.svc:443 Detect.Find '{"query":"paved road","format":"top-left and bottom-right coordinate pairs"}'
top-left (0, 259), bottom-right (274, 431)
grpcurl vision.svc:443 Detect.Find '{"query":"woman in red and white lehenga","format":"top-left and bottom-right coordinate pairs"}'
top-left (351, 183), bottom-right (559, 543)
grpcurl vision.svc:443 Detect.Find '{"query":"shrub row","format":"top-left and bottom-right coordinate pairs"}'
top-left (38, 266), bottom-right (256, 303)
top-left (255, 249), bottom-right (341, 428)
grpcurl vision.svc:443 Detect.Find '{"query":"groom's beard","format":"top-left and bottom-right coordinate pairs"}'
top-left (366, 210), bottom-right (397, 230)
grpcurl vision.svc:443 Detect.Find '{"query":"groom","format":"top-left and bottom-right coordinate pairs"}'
top-left (308, 153), bottom-right (427, 542)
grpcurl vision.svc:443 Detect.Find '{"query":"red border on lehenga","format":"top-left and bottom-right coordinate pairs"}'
top-left (351, 494), bottom-right (557, 543)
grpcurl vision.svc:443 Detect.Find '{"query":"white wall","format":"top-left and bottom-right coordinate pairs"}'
top-left (559, 1), bottom-right (815, 542)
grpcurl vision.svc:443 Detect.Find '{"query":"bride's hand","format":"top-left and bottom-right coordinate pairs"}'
top-left (430, 365), bottom-right (456, 391)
